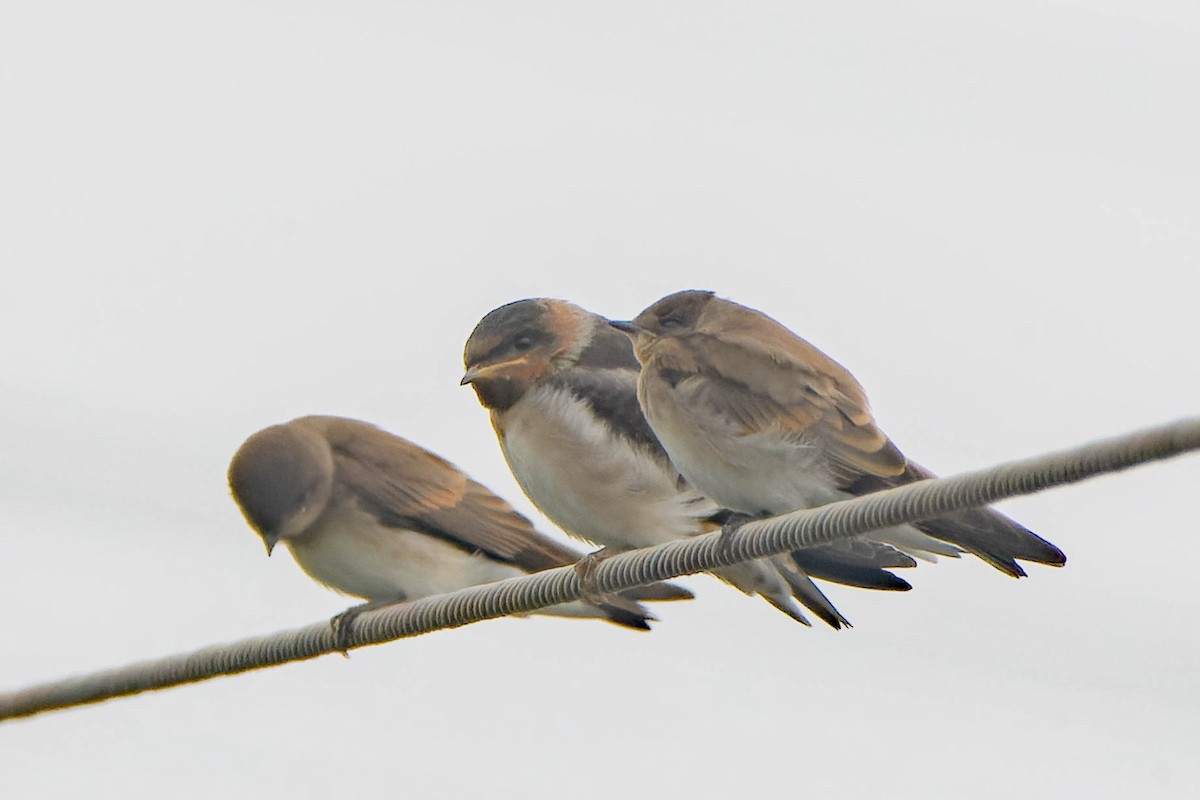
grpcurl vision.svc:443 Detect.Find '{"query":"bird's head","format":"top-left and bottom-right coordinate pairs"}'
top-left (228, 422), bottom-right (335, 555)
top-left (609, 290), bottom-right (717, 362)
top-left (462, 298), bottom-right (602, 410)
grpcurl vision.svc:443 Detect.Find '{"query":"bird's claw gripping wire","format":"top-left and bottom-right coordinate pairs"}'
top-left (717, 512), bottom-right (755, 564)
top-left (329, 599), bottom-right (399, 657)
top-left (573, 546), bottom-right (616, 606)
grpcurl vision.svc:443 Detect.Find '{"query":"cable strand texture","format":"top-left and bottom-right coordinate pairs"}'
top-left (2, 416), bottom-right (1197, 722)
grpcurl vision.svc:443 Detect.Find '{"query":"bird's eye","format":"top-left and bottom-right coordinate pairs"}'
top-left (514, 335), bottom-right (534, 351)
top-left (660, 314), bottom-right (684, 329)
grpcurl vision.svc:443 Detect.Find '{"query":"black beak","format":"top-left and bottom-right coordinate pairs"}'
top-left (608, 319), bottom-right (642, 335)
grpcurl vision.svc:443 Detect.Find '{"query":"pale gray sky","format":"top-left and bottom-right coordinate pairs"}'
top-left (2, 2), bottom-right (1197, 798)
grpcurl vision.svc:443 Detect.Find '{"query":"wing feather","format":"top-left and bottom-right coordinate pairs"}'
top-left (303, 417), bottom-right (579, 573)
top-left (652, 329), bottom-right (907, 482)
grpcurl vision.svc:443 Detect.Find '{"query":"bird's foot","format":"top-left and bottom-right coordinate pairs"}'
top-left (717, 512), bottom-right (755, 564)
top-left (329, 599), bottom-right (393, 657)
top-left (573, 547), bottom-right (616, 606)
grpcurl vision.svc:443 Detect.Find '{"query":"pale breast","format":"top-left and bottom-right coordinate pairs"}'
top-left (639, 372), bottom-right (843, 516)
top-left (640, 374), bottom-right (960, 560)
top-left (499, 384), bottom-right (716, 550)
top-left (285, 503), bottom-right (523, 601)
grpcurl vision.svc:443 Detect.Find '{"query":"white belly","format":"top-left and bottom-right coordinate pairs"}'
top-left (499, 385), bottom-right (717, 550)
top-left (286, 503), bottom-right (521, 602)
top-left (640, 376), bottom-right (844, 516)
top-left (641, 377), bottom-right (962, 560)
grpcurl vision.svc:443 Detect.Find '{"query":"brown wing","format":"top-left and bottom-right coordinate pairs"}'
top-left (653, 318), bottom-right (908, 484)
top-left (298, 416), bottom-right (582, 573)
top-left (654, 327), bottom-right (1067, 576)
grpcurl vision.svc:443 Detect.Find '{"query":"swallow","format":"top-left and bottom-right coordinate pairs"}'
top-left (227, 415), bottom-right (692, 633)
top-left (462, 299), bottom-right (919, 629)
top-left (611, 290), bottom-right (1067, 577)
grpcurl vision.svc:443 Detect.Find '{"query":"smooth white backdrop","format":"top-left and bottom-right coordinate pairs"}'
top-left (2, 3), bottom-right (1197, 798)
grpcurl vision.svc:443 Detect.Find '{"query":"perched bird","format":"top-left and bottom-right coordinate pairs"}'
top-left (611, 290), bottom-right (1067, 578)
top-left (462, 299), bottom-right (917, 629)
top-left (227, 415), bottom-right (692, 633)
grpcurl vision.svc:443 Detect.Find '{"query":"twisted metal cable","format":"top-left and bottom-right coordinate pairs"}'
top-left (2, 416), bottom-right (1198, 722)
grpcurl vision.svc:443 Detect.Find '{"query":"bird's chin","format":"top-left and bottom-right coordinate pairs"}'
top-left (466, 377), bottom-right (524, 412)
top-left (607, 320), bottom-right (656, 362)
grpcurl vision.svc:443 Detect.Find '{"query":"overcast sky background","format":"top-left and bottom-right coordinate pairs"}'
top-left (2, 2), bottom-right (1197, 798)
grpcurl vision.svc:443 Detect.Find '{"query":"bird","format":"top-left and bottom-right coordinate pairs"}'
top-left (462, 299), bottom-right (919, 629)
top-left (227, 415), bottom-right (693, 636)
top-left (610, 289), bottom-right (1067, 578)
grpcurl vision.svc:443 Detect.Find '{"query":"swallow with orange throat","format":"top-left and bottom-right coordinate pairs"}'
top-left (463, 299), bottom-right (924, 629)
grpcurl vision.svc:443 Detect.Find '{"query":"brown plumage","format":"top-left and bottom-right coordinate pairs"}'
top-left (464, 299), bottom-right (925, 630)
top-left (228, 415), bottom-right (692, 630)
top-left (617, 290), bottom-right (1066, 577)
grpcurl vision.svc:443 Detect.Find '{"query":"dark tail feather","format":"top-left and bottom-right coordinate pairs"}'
top-left (590, 574), bottom-right (692, 630)
top-left (593, 592), bottom-right (656, 630)
top-left (914, 508), bottom-right (1066, 578)
top-left (771, 556), bottom-right (852, 630)
top-left (620, 581), bottom-right (695, 602)
top-left (761, 594), bottom-right (813, 627)
top-left (598, 605), bottom-right (654, 630)
top-left (902, 462), bottom-right (1065, 576)
top-left (850, 461), bottom-right (1067, 577)
top-left (791, 541), bottom-right (916, 591)
top-left (708, 513), bottom-right (853, 629)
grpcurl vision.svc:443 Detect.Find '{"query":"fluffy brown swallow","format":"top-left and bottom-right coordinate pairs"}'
top-left (462, 299), bottom-right (920, 629)
top-left (227, 415), bottom-right (692, 631)
top-left (612, 290), bottom-right (1067, 577)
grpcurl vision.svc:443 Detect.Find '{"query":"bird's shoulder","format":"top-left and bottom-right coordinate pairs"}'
top-left (644, 322), bottom-right (907, 480)
top-left (306, 416), bottom-right (577, 571)
top-left (542, 364), bottom-right (667, 457)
